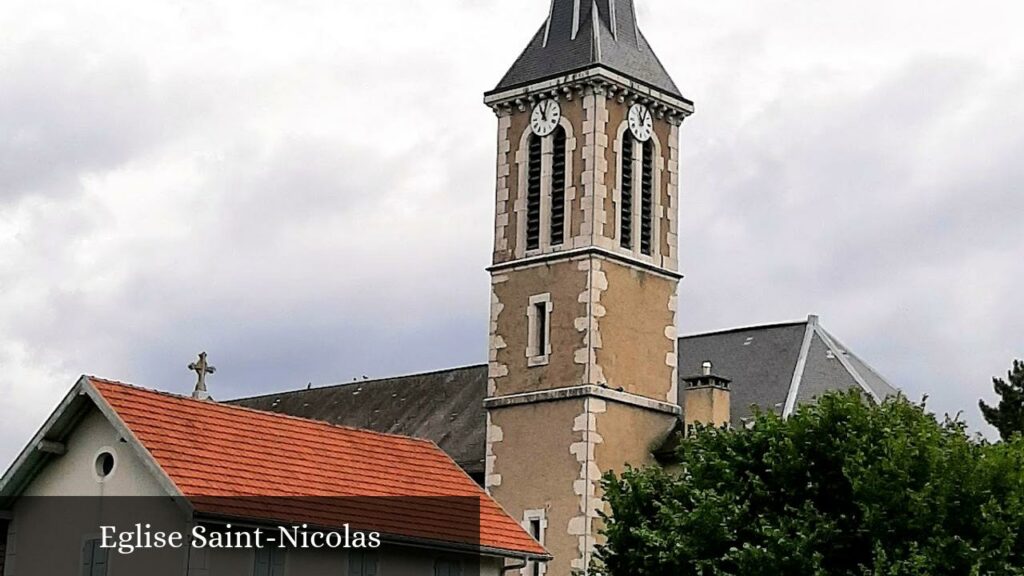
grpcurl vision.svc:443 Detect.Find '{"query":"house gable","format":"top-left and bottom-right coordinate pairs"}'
top-left (21, 407), bottom-right (167, 498)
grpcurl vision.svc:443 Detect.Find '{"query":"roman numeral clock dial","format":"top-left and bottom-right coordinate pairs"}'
top-left (628, 103), bottom-right (654, 142)
top-left (530, 99), bottom-right (561, 137)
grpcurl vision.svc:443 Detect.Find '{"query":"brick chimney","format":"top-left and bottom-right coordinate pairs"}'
top-left (682, 361), bottom-right (731, 430)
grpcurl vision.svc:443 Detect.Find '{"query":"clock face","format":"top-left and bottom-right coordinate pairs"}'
top-left (530, 100), bottom-right (562, 137)
top-left (628, 103), bottom-right (654, 142)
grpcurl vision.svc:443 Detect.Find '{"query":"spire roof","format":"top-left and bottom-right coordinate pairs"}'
top-left (490, 0), bottom-right (684, 99)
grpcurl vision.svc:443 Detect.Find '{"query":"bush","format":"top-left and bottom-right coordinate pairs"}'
top-left (597, 390), bottom-right (1024, 575)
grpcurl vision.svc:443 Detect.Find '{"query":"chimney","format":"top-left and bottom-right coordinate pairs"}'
top-left (682, 361), bottom-right (731, 431)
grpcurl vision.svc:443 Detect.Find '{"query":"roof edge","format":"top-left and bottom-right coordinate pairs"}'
top-left (782, 316), bottom-right (818, 417)
top-left (812, 328), bottom-right (885, 404)
top-left (485, 65), bottom-right (694, 111)
top-left (678, 319), bottom-right (809, 340)
top-left (0, 379), bottom-right (88, 501)
top-left (0, 377), bottom-right (186, 506)
top-left (91, 377), bottom-right (448, 447)
top-left (83, 377), bottom-right (186, 501)
top-left (229, 363), bottom-right (488, 404)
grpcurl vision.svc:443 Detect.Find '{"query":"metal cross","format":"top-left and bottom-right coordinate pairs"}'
top-left (188, 352), bottom-right (216, 399)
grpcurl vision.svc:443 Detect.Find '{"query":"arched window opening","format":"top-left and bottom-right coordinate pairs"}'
top-left (640, 139), bottom-right (654, 256)
top-left (619, 138), bottom-right (635, 250)
top-left (550, 127), bottom-right (567, 247)
top-left (526, 134), bottom-right (542, 251)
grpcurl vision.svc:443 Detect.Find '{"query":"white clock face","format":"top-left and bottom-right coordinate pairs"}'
top-left (628, 103), bottom-right (654, 142)
top-left (530, 100), bottom-right (562, 137)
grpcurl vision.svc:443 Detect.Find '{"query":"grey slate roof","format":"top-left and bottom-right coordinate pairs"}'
top-left (678, 322), bottom-right (808, 425)
top-left (231, 317), bottom-right (897, 475)
top-left (676, 316), bottom-right (898, 428)
top-left (231, 366), bottom-right (488, 475)
top-left (490, 0), bottom-right (685, 99)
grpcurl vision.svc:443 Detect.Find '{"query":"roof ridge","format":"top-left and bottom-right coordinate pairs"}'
top-left (88, 377), bottom-right (442, 447)
top-left (811, 327), bottom-right (887, 403)
top-left (228, 363), bottom-right (487, 402)
top-left (678, 320), bottom-right (809, 340)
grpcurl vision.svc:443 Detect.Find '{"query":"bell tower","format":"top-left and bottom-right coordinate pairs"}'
top-left (483, 1), bottom-right (693, 574)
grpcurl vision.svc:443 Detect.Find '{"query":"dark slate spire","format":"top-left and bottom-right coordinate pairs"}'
top-left (490, 0), bottom-right (683, 98)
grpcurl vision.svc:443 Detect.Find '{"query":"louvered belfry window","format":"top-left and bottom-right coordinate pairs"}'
top-left (526, 133), bottom-right (543, 251)
top-left (620, 138), bottom-right (635, 250)
top-left (640, 139), bottom-right (655, 256)
top-left (550, 127), bottom-right (567, 246)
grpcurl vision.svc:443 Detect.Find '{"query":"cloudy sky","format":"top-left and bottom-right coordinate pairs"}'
top-left (2, 0), bottom-right (1022, 468)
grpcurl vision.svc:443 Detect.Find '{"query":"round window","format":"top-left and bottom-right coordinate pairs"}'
top-left (94, 451), bottom-right (115, 480)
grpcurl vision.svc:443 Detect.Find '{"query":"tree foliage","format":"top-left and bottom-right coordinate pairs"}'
top-left (980, 360), bottom-right (1024, 441)
top-left (596, 390), bottom-right (1024, 576)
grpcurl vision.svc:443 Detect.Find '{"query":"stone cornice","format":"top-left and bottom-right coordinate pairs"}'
top-left (484, 384), bottom-right (682, 416)
top-left (483, 66), bottom-right (695, 123)
top-left (487, 246), bottom-right (684, 281)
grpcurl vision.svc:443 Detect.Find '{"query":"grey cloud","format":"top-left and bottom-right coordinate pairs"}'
top-left (678, 57), bottom-right (1024, 434)
top-left (0, 41), bottom-right (208, 204)
top-left (3, 0), bottom-right (1023, 470)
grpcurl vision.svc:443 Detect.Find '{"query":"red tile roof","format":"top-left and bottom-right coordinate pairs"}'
top-left (89, 377), bottom-right (546, 558)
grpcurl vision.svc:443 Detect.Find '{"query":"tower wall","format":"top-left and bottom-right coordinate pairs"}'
top-left (484, 56), bottom-right (690, 575)
top-left (594, 259), bottom-right (678, 402)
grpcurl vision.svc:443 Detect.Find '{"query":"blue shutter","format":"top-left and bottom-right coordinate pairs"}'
top-left (91, 543), bottom-right (109, 576)
top-left (620, 137), bottom-right (634, 249)
top-left (639, 139), bottom-right (654, 256)
top-left (526, 134), bottom-right (543, 251)
top-left (270, 548), bottom-right (286, 576)
top-left (82, 540), bottom-right (108, 576)
top-left (550, 127), bottom-right (567, 246)
top-left (81, 540), bottom-right (94, 576)
top-left (253, 547), bottom-right (270, 576)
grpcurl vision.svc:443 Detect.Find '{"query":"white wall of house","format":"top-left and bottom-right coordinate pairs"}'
top-left (23, 407), bottom-right (167, 498)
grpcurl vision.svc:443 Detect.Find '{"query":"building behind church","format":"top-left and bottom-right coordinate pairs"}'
top-left (1, 1), bottom-right (899, 575)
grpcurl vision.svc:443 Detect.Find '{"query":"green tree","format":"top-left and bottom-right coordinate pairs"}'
top-left (596, 390), bottom-right (1024, 576)
top-left (980, 360), bottom-right (1024, 441)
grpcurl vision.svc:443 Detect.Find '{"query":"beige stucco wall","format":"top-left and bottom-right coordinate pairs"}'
top-left (593, 403), bottom-right (677, 475)
top-left (488, 399), bottom-right (584, 576)
top-left (491, 260), bottom-right (589, 397)
top-left (682, 387), bottom-right (731, 429)
top-left (488, 397), bottom-right (678, 576)
top-left (595, 259), bottom-right (677, 400)
top-left (588, 403), bottom-right (677, 556)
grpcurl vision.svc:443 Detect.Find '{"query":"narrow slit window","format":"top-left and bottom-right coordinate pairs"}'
top-left (640, 139), bottom-right (654, 256)
top-left (620, 137), bottom-right (634, 249)
top-left (526, 134), bottom-right (543, 251)
top-left (535, 302), bottom-right (547, 354)
top-left (550, 127), bottom-right (567, 246)
top-left (530, 519), bottom-right (542, 576)
top-left (525, 511), bottom-right (546, 576)
top-left (528, 295), bottom-right (551, 366)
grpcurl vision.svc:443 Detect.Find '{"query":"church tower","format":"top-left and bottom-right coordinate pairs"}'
top-left (483, 1), bottom-right (693, 574)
